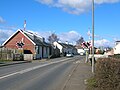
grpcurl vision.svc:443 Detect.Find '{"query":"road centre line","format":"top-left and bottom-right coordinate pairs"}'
top-left (0, 58), bottom-right (71, 80)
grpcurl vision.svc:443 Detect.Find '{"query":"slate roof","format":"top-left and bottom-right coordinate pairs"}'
top-left (58, 43), bottom-right (75, 49)
top-left (116, 41), bottom-right (120, 42)
top-left (2, 29), bottom-right (50, 47)
top-left (23, 30), bottom-right (50, 47)
top-left (75, 45), bottom-right (83, 49)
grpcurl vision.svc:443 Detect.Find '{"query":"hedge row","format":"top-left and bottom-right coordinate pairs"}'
top-left (94, 58), bottom-right (120, 90)
top-left (109, 54), bottom-right (120, 59)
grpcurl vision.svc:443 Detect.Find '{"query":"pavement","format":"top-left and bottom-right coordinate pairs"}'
top-left (0, 60), bottom-right (31, 67)
top-left (89, 54), bottom-right (108, 60)
top-left (63, 58), bottom-right (93, 90)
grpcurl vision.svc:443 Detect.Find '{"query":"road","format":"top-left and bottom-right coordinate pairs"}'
top-left (0, 56), bottom-right (84, 90)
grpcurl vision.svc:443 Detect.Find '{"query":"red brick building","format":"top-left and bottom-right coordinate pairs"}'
top-left (2, 29), bottom-right (51, 59)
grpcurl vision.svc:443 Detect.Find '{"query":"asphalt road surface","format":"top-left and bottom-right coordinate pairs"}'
top-left (0, 56), bottom-right (84, 90)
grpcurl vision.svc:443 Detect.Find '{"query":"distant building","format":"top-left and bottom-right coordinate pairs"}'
top-left (50, 45), bottom-right (60, 58)
top-left (75, 45), bottom-right (85, 55)
top-left (53, 41), bottom-right (77, 56)
top-left (113, 41), bottom-right (120, 54)
top-left (2, 29), bottom-right (51, 60)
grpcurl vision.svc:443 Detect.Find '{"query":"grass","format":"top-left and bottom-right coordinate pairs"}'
top-left (86, 77), bottom-right (98, 90)
top-left (0, 60), bottom-right (13, 63)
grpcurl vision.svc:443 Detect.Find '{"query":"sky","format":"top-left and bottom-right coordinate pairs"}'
top-left (0, 0), bottom-right (120, 47)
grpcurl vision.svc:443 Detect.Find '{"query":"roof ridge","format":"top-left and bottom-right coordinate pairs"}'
top-left (23, 30), bottom-right (43, 39)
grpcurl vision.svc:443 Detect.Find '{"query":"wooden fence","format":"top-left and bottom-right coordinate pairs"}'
top-left (0, 48), bottom-right (20, 60)
top-left (0, 48), bottom-right (33, 61)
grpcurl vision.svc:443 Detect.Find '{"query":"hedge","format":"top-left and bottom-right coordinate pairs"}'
top-left (94, 58), bottom-right (120, 90)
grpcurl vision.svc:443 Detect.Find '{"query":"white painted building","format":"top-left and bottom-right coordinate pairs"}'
top-left (114, 41), bottom-right (120, 54)
top-left (53, 41), bottom-right (77, 55)
top-left (75, 45), bottom-right (85, 55)
top-left (53, 42), bottom-right (63, 53)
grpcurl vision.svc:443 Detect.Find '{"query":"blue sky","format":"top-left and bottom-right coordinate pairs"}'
top-left (0, 0), bottom-right (120, 47)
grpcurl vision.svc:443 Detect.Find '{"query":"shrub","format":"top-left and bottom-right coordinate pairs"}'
top-left (109, 54), bottom-right (120, 59)
top-left (95, 58), bottom-right (120, 90)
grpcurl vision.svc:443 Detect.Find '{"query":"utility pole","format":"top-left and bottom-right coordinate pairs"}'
top-left (92, 0), bottom-right (95, 73)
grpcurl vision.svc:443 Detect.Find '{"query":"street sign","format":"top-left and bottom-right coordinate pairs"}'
top-left (16, 42), bottom-right (24, 48)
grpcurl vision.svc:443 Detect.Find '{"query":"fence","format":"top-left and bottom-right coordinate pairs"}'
top-left (0, 48), bottom-right (19, 60)
top-left (0, 48), bottom-right (34, 61)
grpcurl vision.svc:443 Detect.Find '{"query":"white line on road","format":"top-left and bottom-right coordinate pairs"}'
top-left (0, 58), bottom-right (71, 80)
top-left (0, 72), bottom-right (19, 79)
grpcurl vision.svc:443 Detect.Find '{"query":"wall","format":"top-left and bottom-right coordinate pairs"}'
top-left (53, 42), bottom-right (62, 53)
top-left (114, 43), bottom-right (120, 54)
top-left (0, 48), bottom-right (15, 60)
top-left (4, 31), bottom-right (35, 54)
top-left (77, 49), bottom-right (85, 54)
top-left (24, 54), bottom-right (33, 61)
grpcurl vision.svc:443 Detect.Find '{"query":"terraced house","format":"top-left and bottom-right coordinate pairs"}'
top-left (114, 41), bottom-right (120, 54)
top-left (53, 41), bottom-right (77, 56)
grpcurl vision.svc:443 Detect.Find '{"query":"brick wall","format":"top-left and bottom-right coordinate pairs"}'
top-left (4, 31), bottom-right (35, 54)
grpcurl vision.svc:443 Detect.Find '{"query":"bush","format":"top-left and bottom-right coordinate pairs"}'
top-left (94, 58), bottom-right (120, 90)
top-left (109, 54), bottom-right (120, 59)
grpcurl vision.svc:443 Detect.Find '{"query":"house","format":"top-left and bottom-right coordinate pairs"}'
top-left (113, 41), bottom-right (120, 54)
top-left (53, 41), bottom-right (77, 56)
top-left (2, 29), bottom-right (51, 60)
top-left (75, 45), bottom-right (85, 55)
top-left (49, 45), bottom-right (60, 58)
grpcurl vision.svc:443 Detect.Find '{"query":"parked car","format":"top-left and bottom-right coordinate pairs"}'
top-left (80, 52), bottom-right (85, 55)
top-left (66, 53), bottom-right (73, 57)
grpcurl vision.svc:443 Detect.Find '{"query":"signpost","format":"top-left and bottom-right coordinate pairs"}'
top-left (92, 0), bottom-right (95, 74)
top-left (81, 42), bottom-right (91, 63)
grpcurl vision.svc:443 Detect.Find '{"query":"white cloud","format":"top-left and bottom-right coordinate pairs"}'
top-left (36, 30), bottom-right (115, 47)
top-left (27, 30), bottom-right (81, 44)
top-left (58, 30), bottom-right (81, 44)
top-left (0, 17), bottom-right (17, 45)
top-left (0, 25), bottom-right (17, 45)
top-left (94, 39), bottom-right (113, 47)
top-left (26, 30), bottom-right (115, 47)
top-left (1, 29), bottom-right (114, 47)
top-left (36, 0), bottom-right (54, 5)
top-left (36, 0), bottom-right (120, 15)
top-left (0, 29), bottom-right (14, 45)
top-left (0, 25), bottom-right (17, 30)
top-left (0, 16), bottom-right (5, 24)
top-left (95, 0), bottom-right (120, 4)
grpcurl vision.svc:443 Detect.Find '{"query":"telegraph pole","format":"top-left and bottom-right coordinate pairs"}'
top-left (92, 0), bottom-right (95, 73)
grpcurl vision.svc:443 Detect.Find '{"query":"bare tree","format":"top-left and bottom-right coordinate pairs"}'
top-left (76, 36), bottom-right (84, 45)
top-left (48, 33), bottom-right (59, 44)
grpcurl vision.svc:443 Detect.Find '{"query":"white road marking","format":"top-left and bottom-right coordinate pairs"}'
top-left (0, 72), bottom-right (19, 79)
top-left (76, 60), bottom-right (81, 63)
top-left (0, 58), bottom-right (71, 80)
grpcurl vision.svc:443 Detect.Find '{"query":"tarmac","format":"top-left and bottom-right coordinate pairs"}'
top-left (0, 58), bottom-right (93, 90)
top-left (0, 60), bottom-right (31, 67)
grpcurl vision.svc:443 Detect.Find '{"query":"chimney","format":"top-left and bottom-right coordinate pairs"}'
top-left (24, 20), bottom-right (26, 31)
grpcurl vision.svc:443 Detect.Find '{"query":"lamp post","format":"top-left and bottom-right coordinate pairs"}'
top-left (92, 0), bottom-right (95, 73)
